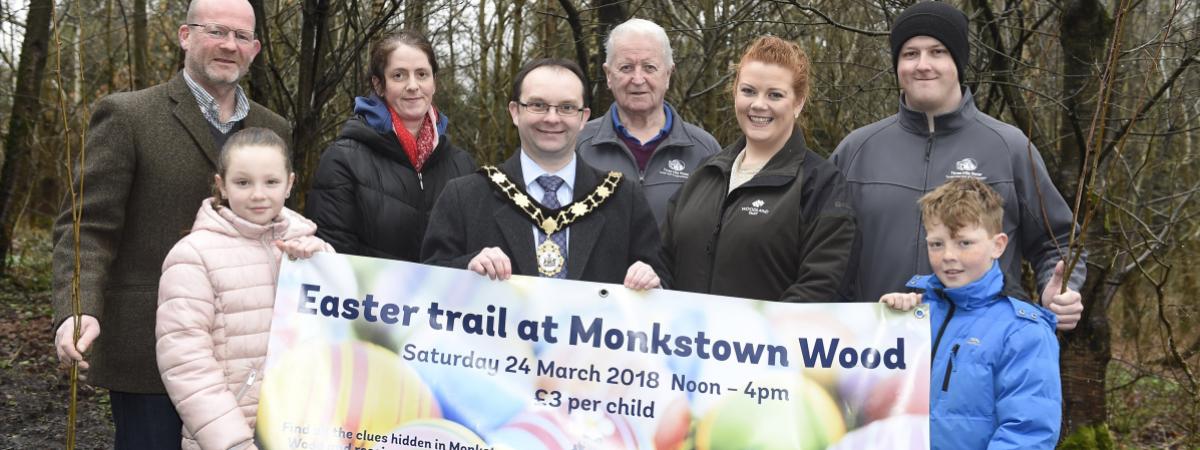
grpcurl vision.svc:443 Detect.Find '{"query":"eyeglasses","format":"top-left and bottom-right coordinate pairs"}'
top-left (187, 23), bottom-right (256, 45)
top-left (517, 101), bottom-right (584, 116)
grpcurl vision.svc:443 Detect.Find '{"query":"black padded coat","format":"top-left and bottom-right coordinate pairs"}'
top-left (306, 114), bottom-right (476, 261)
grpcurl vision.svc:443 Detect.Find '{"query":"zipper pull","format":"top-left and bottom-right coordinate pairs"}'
top-left (924, 135), bottom-right (934, 162)
top-left (418, 172), bottom-right (425, 190)
top-left (941, 343), bottom-right (960, 392)
top-left (706, 222), bottom-right (723, 255)
top-left (235, 368), bottom-right (258, 401)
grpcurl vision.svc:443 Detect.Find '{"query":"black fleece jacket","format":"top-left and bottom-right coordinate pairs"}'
top-left (662, 128), bottom-right (856, 302)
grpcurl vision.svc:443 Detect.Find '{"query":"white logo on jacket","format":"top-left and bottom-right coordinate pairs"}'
top-left (659, 159), bottom-right (689, 179)
top-left (741, 199), bottom-right (770, 216)
top-left (948, 157), bottom-right (987, 180)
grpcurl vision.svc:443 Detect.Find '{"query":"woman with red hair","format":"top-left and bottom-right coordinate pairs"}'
top-left (661, 36), bottom-right (856, 302)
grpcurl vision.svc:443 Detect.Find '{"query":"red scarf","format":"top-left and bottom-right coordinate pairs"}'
top-left (388, 105), bottom-right (438, 172)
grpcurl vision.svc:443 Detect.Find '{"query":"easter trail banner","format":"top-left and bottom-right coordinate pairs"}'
top-left (257, 253), bottom-right (931, 450)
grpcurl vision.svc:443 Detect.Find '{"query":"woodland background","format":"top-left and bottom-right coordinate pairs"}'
top-left (0, 0), bottom-right (1197, 447)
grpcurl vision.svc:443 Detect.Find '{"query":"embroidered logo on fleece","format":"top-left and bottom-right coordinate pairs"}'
top-left (658, 159), bottom-right (690, 179)
top-left (947, 157), bottom-right (987, 180)
top-left (741, 199), bottom-right (770, 216)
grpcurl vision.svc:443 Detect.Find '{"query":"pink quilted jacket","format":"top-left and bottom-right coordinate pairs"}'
top-left (156, 198), bottom-right (331, 450)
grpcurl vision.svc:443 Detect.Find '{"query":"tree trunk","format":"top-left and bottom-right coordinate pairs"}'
top-left (591, 0), bottom-right (626, 109)
top-left (509, 0), bottom-right (526, 76)
top-left (970, 0), bottom-right (1041, 149)
top-left (131, 0), bottom-right (149, 89)
top-left (404, 0), bottom-right (427, 34)
top-left (102, 0), bottom-right (116, 93)
top-left (248, 0), bottom-right (274, 107)
top-left (493, 0), bottom-right (515, 158)
top-left (1057, 0), bottom-right (1111, 199)
top-left (0, 0), bottom-right (54, 277)
top-left (292, 0), bottom-right (331, 209)
top-left (700, 0), bottom-right (719, 133)
top-left (1056, 0), bottom-right (1113, 439)
top-left (1060, 262), bottom-right (1115, 439)
top-left (557, 0), bottom-right (592, 97)
top-left (540, 0), bottom-right (555, 56)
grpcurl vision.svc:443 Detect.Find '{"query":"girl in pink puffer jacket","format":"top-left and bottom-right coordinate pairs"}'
top-left (156, 128), bottom-right (332, 450)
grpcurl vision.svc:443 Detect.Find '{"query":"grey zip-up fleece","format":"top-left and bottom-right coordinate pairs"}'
top-left (831, 88), bottom-right (1085, 303)
top-left (577, 102), bottom-right (720, 225)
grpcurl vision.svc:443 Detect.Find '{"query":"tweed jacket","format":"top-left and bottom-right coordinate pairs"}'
top-left (421, 153), bottom-right (670, 286)
top-left (51, 72), bottom-right (290, 393)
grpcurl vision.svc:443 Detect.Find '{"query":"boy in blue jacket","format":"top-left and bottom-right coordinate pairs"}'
top-left (881, 177), bottom-right (1062, 449)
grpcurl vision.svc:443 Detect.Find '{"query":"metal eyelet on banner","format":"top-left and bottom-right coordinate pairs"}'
top-left (914, 305), bottom-right (928, 320)
top-left (599, 288), bottom-right (609, 298)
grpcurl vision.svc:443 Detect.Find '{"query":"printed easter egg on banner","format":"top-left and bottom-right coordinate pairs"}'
top-left (694, 374), bottom-right (844, 450)
top-left (258, 340), bottom-right (441, 449)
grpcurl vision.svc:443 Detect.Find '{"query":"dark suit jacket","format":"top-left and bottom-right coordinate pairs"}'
top-left (51, 73), bottom-right (290, 393)
top-left (421, 153), bottom-right (669, 286)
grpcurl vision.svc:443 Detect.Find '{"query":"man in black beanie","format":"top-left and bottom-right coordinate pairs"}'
top-left (887, 1), bottom-right (971, 116)
top-left (831, 1), bottom-right (1086, 331)
top-left (889, 1), bottom-right (970, 86)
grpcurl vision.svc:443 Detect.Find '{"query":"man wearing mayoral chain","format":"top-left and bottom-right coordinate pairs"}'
top-left (422, 59), bottom-right (667, 290)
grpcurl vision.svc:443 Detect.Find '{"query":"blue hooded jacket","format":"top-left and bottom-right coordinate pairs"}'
top-left (907, 263), bottom-right (1061, 449)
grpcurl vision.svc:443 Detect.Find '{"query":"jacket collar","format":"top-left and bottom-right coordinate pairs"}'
top-left (168, 72), bottom-right (221, 166)
top-left (703, 127), bottom-right (807, 188)
top-left (590, 102), bottom-right (697, 151)
top-left (353, 94), bottom-right (449, 136)
top-left (339, 101), bottom-right (453, 168)
top-left (169, 71), bottom-right (284, 167)
top-left (897, 86), bottom-right (979, 136)
top-left (499, 151), bottom-right (603, 204)
top-left (181, 69), bottom-right (250, 130)
top-left (611, 103), bottom-right (672, 144)
top-left (194, 197), bottom-right (295, 241)
top-left (906, 261), bottom-right (1006, 310)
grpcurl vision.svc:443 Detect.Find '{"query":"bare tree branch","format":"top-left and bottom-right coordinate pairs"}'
top-left (780, 0), bottom-right (888, 37)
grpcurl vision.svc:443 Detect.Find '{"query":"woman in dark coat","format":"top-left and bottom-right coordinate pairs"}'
top-left (307, 30), bottom-right (476, 260)
top-left (661, 36), bottom-right (856, 302)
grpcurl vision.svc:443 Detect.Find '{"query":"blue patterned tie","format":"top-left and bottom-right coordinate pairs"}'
top-left (536, 175), bottom-right (568, 278)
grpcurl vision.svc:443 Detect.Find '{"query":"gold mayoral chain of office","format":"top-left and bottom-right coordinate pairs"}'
top-left (480, 166), bottom-right (622, 277)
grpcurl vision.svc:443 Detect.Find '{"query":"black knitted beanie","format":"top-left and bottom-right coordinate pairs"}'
top-left (890, 1), bottom-right (970, 79)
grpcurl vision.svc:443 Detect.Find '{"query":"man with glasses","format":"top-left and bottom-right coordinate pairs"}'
top-left (51, 0), bottom-right (289, 448)
top-left (423, 59), bottom-right (667, 290)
